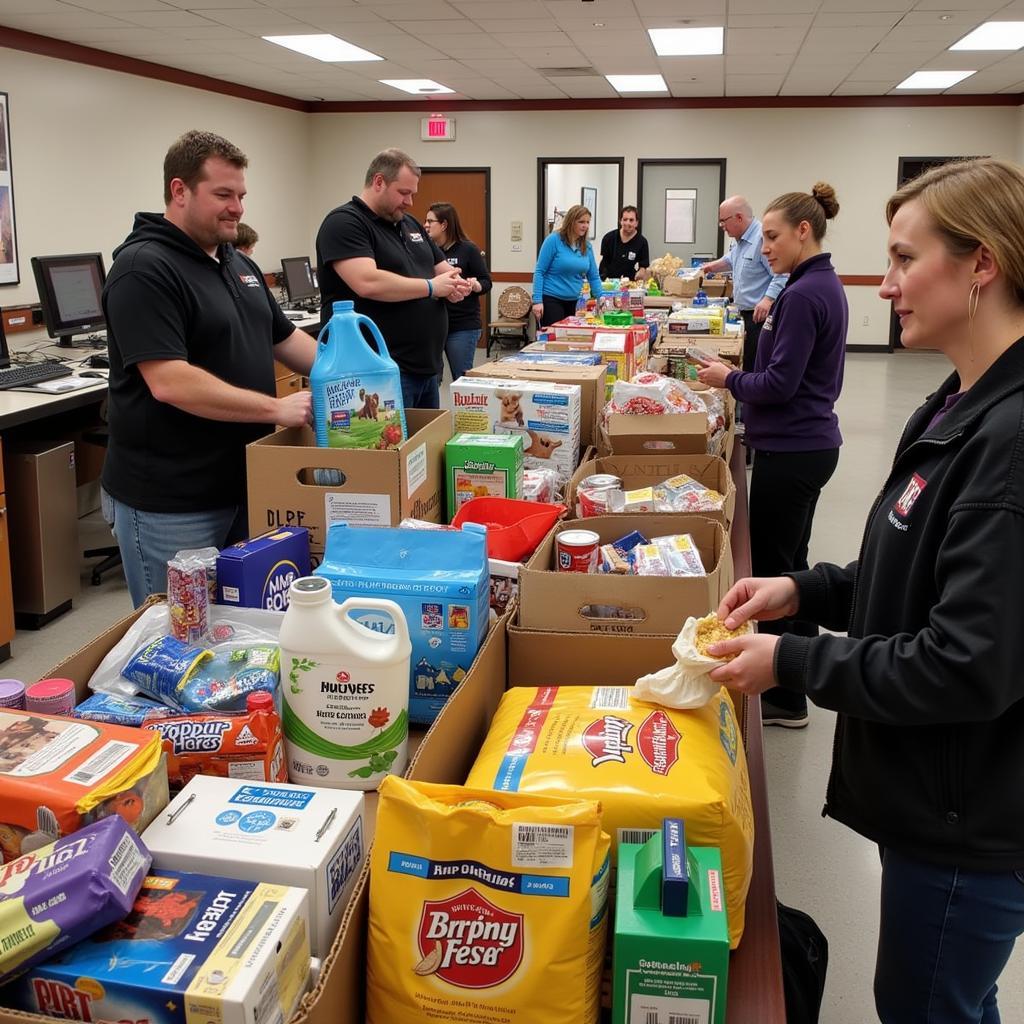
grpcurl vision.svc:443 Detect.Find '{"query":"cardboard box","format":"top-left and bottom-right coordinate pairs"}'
top-left (6, 871), bottom-right (312, 1024)
top-left (666, 307), bottom-right (725, 335)
top-left (445, 432), bottom-right (523, 519)
top-left (466, 360), bottom-right (608, 448)
top-left (450, 376), bottom-right (582, 484)
top-left (141, 776), bottom-right (365, 958)
top-left (519, 514), bottom-right (732, 635)
top-left (543, 324), bottom-right (650, 400)
top-left (246, 408), bottom-right (451, 561)
top-left (216, 527), bottom-right (311, 610)
top-left (567, 454), bottom-right (736, 527)
top-left (603, 411), bottom-right (714, 457)
top-left (701, 277), bottom-right (729, 298)
top-left (661, 276), bottom-right (700, 299)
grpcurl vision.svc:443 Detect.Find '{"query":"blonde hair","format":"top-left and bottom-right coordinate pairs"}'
top-left (558, 205), bottom-right (592, 255)
top-left (886, 158), bottom-right (1024, 305)
top-left (765, 182), bottom-right (839, 241)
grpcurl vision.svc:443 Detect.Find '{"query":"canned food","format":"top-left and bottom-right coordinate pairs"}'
top-left (576, 474), bottom-right (623, 518)
top-left (24, 678), bottom-right (75, 716)
top-left (556, 529), bottom-right (601, 573)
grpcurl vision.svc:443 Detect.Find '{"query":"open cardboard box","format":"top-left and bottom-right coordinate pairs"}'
top-left (601, 410), bottom-right (717, 457)
top-left (519, 514), bottom-right (732, 635)
top-left (566, 453), bottom-right (736, 527)
top-left (288, 609), bottom-right (749, 1024)
top-left (246, 409), bottom-right (451, 562)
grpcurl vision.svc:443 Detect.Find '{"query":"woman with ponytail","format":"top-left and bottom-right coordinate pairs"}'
top-left (698, 182), bottom-right (847, 727)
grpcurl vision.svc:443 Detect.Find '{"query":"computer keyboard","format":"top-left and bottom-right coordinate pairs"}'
top-left (0, 362), bottom-right (73, 391)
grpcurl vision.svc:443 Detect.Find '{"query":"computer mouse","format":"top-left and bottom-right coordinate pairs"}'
top-left (79, 369), bottom-right (109, 379)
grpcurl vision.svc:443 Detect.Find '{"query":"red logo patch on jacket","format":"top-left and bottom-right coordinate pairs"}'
top-left (893, 473), bottom-right (927, 518)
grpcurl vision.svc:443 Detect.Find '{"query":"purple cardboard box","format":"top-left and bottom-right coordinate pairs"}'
top-left (215, 528), bottom-right (310, 611)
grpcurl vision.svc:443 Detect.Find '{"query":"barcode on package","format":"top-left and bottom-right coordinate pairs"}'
top-left (618, 828), bottom-right (658, 847)
top-left (639, 1013), bottom-right (703, 1024)
top-left (512, 823), bottom-right (574, 869)
top-left (590, 687), bottom-right (629, 710)
top-left (108, 832), bottom-right (146, 895)
top-left (64, 740), bottom-right (138, 786)
top-left (631, 995), bottom-right (708, 1024)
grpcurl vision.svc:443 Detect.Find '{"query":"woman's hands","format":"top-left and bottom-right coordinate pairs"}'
top-left (696, 357), bottom-right (731, 388)
top-left (703, 576), bottom-right (801, 693)
top-left (532, 302), bottom-right (544, 322)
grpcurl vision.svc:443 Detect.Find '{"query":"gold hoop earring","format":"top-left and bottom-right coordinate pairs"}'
top-left (968, 280), bottom-right (980, 323)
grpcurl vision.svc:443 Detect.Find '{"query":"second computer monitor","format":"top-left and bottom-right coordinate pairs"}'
top-left (281, 256), bottom-right (318, 307)
top-left (31, 252), bottom-right (107, 347)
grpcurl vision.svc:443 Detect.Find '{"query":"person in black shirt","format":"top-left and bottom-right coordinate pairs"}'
top-left (102, 130), bottom-right (317, 607)
top-left (599, 205), bottom-right (650, 281)
top-left (424, 202), bottom-right (492, 381)
top-left (315, 149), bottom-right (471, 409)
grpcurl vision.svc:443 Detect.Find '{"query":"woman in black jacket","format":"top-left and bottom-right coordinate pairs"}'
top-left (705, 158), bottom-right (1024, 1022)
top-left (424, 202), bottom-right (491, 382)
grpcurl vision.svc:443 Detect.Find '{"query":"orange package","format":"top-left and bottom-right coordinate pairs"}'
top-left (0, 709), bottom-right (168, 863)
top-left (141, 691), bottom-right (286, 788)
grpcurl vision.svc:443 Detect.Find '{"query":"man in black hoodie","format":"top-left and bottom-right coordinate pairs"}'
top-left (101, 130), bottom-right (317, 607)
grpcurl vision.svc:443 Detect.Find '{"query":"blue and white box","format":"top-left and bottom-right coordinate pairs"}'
top-left (315, 522), bottom-right (489, 725)
top-left (141, 777), bottom-right (364, 957)
top-left (216, 528), bottom-right (311, 610)
top-left (3, 869), bottom-right (311, 1024)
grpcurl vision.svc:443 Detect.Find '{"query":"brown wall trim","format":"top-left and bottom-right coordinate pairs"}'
top-left (2, 27), bottom-right (1021, 113)
top-left (492, 272), bottom-right (531, 282)
top-left (315, 94), bottom-right (1022, 113)
top-left (0, 25), bottom-right (310, 112)
top-left (839, 275), bottom-right (884, 286)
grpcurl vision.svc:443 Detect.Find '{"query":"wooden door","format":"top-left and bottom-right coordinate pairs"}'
top-left (413, 169), bottom-right (491, 334)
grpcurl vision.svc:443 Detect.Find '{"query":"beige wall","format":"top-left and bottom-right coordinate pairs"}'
top-left (0, 47), bottom-right (310, 309)
top-left (2, 44), bottom-right (1021, 349)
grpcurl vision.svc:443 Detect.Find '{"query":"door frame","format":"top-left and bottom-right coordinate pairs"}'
top-left (636, 158), bottom-right (727, 258)
top-left (536, 157), bottom-right (625, 252)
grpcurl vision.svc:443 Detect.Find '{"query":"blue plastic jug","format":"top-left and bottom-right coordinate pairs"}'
top-left (310, 300), bottom-right (408, 450)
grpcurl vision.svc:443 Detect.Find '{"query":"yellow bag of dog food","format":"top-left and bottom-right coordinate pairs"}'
top-left (466, 685), bottom-right (753, 948)
top-left (368, 776), bottom-right (610, 1024)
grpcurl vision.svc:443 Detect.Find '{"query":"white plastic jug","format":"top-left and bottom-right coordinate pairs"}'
top-left (280, 576), bottom-right (411, 791)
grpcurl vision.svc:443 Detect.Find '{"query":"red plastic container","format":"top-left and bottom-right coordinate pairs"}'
top-left (452, 497), bottom-right (566, 562)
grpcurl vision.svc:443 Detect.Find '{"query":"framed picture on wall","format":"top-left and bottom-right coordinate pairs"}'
top-left (0, 93), bottom-right (18, 285)
top-left (665, 187), bottom-right (697, 245)
top-left (581, 186), bottom-right (597, 237)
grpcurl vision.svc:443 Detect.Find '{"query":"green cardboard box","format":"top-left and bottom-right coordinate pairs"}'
top-left (445, 432), bottom-right (523, 521)
top-left (613, 819), bottom-right (730, 1024)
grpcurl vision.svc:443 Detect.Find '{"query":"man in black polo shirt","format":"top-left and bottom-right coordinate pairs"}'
top-left (599, 205), bottom-right (650, 281)
top-left (315, 148), bottom-right (471, 409)
top-left (102, 130), bottom-right (317, 607)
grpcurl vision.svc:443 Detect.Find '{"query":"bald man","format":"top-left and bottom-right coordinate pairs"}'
top-left (701, 195), bottom-right (788, 373)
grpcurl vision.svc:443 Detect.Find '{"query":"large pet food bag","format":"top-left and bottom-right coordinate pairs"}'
top-left (315, 523), bottom-right (489, 725)
top-left (466, 686), bottom-right (753, 948)
top-left (367, 776), bottom-right (610, 1024)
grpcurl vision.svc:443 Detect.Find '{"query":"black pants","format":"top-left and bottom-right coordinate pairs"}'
top-left (749, 447), bottom-right (839, 710)
top-left (740, 309), bottom-right (763, 372)
top-left (540, 295), bottom-right (579, 329)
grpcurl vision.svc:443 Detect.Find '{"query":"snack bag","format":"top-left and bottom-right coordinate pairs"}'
top-left (142, 692), bottom-right (287, 788)
top-left (367, 776), bottom-right (610, 1023)
top-left (466, 686), bottom-right (753, 948)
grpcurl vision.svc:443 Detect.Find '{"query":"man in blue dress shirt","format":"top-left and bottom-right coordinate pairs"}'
top-left (701, 195), bottom-right (788, 372)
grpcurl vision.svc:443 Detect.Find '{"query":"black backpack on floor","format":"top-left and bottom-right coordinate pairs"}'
top-left (777, 900), bottom-right (829, 1023)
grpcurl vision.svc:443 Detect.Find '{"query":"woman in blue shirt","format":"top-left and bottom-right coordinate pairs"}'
top-left (531, 205), bottom-right (604, 327)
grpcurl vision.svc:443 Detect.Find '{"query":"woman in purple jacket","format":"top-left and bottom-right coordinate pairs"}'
top-left (699, 182), bottom-right (847, 727)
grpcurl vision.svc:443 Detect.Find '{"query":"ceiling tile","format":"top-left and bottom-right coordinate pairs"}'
top-left (632, 0), bottom-right (726, 15)
top-left (846, 53), bottom-right (922, 79)
top-left (802, 25), bottom-right (893, 51)
top-left (726, 27), bottom-right (804, 54)
top-left (811, 11), bottom-right (902, 27)
top-left (780, 70), bottom-right (851, 94)
top-left (0, 10), bottom-right (132, 29)
top-left (726, 53), bottom-right (794, 73)
top-left (64, 0), bottom-right (180, 10)
top-left (398, 19), bottom-right (485, 34)
top-left (728, 0), bottom-right (818, 14)
top-left (725, 73), bottom-right (784, 95)
top-left (0, 0), bottom-right (69, 11)
top-left (816, 0), bottom-right (912, 9)
top-left (554, 76), bottom-right (619, 98)
top-left (188, 8), bottom-right (309, 28)
top-left (453, 0), bottom-right (549, 16)
top-left (726, 13), bottom-right (813, 29)
top-left (515, 45), bottom-right (589, 66)
top-left (473, 18), bottom-right (561, 33)
top-left (831, 79), bottom-right (901, 94)
top-left (489, 30), bottom-right (574, 48)
top-left (360, 1), bottom-right (461, 18)
top-left (157, 23), bottom-right (251, 39)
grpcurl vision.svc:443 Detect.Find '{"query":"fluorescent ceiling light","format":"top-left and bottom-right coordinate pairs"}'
top-left (896, 70), bottom-right (975, 89)
top-left (950, 21), bottom-right (1024, 51)
top-left (262, 34), bottom-right (381, 62)
top-left (606, 74), bottom-right (669, 93)
top-left (380, 79), bottom-right (455, 94)
top-left (648, 27), bottom-right (723, 56)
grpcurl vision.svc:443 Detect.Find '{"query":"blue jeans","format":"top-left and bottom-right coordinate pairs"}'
top-left (875, 846), bottom-right (1024, 1022)
top-left (400, 371), bottom-right (440, 410)
top-left (102, 490), bottom-right (242, 608)
top-left (445, 328), bottom-right (481, 382)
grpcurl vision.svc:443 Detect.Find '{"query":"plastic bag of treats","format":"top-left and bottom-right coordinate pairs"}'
top-left (522, 466), bottom-right (562, 504)
top-left (602, 373), bottom-right (707, 425)
top-left (652, 473), bottom-right (726, 514)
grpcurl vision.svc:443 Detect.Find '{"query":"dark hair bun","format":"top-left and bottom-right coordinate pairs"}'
top-left (811, 182), bottom-right (839, 219)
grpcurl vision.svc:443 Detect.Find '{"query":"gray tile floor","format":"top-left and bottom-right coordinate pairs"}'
top-left (7, 350), bottom-right (1021, 1022)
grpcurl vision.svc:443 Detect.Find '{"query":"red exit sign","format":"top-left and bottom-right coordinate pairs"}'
top-left (420, 116), bottom-right (455, 141)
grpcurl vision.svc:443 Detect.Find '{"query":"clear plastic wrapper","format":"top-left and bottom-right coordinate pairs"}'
top-left (522, 466), bottom-right (562, 503)
top-left (73, 692), bottom-right (175, 726)
top-left (652, 533), bottom-right (706, 577)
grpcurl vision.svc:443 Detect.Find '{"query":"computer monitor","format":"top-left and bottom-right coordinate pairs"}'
top-left (280, 256), bottom-right (318, 308)
top-left (31, 252), bottom-right (107, 348)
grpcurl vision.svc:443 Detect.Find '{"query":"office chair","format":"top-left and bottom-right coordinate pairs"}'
top-left (81, 427), bottom-right (122, 586)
